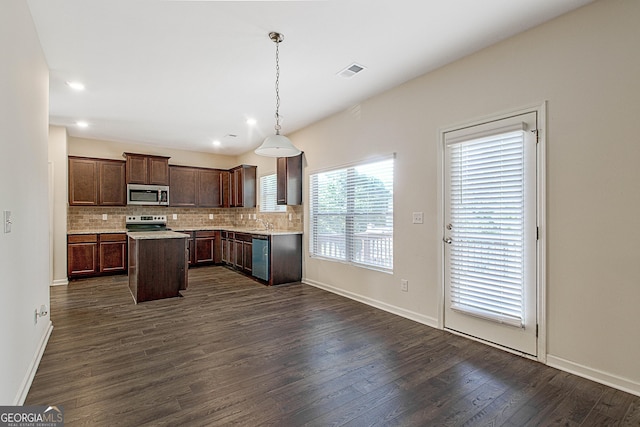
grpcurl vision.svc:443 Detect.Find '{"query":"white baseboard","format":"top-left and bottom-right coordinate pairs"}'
top-left (546, 354), bottom-right (640, 397)
top-left (13, 321), bottom-right (53, 405)
top-left (51, 278), bottom-right (68, 286)
top-left (302, 277), bottom-right (439, 328)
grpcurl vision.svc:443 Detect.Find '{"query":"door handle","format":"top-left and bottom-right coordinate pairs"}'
top-left (443, 237), bottom-right (452, 244)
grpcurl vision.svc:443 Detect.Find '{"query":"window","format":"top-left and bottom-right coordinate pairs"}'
top-left (260, 174), bottom-right (286, 212)
top-left (309, 156), bottom-right (394, 272)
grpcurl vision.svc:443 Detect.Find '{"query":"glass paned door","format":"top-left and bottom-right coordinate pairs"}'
top-left (443, 112), bottom-right (538, 356)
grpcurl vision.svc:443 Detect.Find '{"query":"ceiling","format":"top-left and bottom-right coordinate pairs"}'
top-left (27, 0), bottom-right (593, 156)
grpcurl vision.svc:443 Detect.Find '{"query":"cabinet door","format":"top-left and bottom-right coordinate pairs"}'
top-left (125, 154), bottom-right (148, 184)
top-left (169, 166), bottom-right (197, 207)
top-left (99, 235), bottom-right (127, 273)
top-left (230, 166), bottom-right (257, 208)
top-left (98, 160), bottom-right (126, 206)
top-left (67, 234), bottom-right (99, 277)
top-left (195, 231), bottom-right (216, 264)
top-left (232, 168), bottom-right (243, 207)
top-left (148, 157), bottom-right (169, 185)
top-left (234, 240), bottom-right (243, 268)
top-left (277, 154), bottom-right (302, 205)
top-left (243, 241), bottom-right (252, 273)
top-left (69, 158), bottom-right (98, 206)
top-left (221, 237), bottom-right (228, 263)
top-left (198, 169), bottom-right (222, 207)
top-left (220, 171), bottom-right (231, 208)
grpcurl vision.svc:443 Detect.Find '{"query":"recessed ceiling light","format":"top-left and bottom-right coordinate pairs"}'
top-left (246, 118), bottom-right (257, 126)
top-left (212, 140), bottom-right (221, 147)
top-left (76, 121), bottom-right (89, 128)
top-left (66, 81), bottom-right (85, 91)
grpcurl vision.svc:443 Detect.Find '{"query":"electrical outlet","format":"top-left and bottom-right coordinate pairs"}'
top-left (102, 214), bottom-right (108, 221)
top-left (209, 214), bottom-right (214, 220)
top-left (3, 210), bottom-right (11, 233)
top-left (412, 212), bottom-right (423, 224)
top-left (401, 279), bottom-right (409, 292)
top-left (172, 214), bottom-right (177, 220)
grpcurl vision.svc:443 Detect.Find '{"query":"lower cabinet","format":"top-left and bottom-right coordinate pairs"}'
top-left (99, 233), bottom-right (127, 273)
top-left (68, 234), bottom-right (99, 277)
top-left (195, 230), bottom-right (221, 264)
top-left (221, 231), bottom-right (301, 286)
top-left (68, 233), bottom-right (127, 278)
top-left (179, 230), bottom-right (221, 266)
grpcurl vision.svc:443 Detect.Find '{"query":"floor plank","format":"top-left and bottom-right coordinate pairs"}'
top-left (25, 266), bottom-right (640, 426)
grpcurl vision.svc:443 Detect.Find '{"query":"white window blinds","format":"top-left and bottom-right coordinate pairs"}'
top-left (447, 129), bottom-right (527, 327)
top-left (309, 156), bottom-right (394, 272)
top-left (260, 174), bottom-right (286, 212)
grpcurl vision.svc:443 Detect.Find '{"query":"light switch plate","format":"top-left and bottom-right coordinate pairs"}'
top-left (209, 214), bottom-right (214, 220)
top-left (102, 214), bottom-right (108, 221)
top-left (412, 212), bottom-right (423, 224)
top-left (4, 210), bottom-right (11, 233)
top-left (172, 214), bottom-right (177, 220)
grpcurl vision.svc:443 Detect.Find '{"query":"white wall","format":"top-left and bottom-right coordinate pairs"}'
top-left (68, 136), bottom-right (239, 170)
top-left (49, 126), bottom-right (68, 285)
top-left (0, 1), bottom-right (52, 404)
top-left (293, 0), bottom-right (640, 395)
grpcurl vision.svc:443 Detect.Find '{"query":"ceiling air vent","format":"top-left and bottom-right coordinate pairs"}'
top-left (337, 63), bottom-right (366, 79)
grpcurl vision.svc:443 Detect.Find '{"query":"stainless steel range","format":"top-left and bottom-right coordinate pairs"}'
top-left (125, 215), bottom-right (168, 232)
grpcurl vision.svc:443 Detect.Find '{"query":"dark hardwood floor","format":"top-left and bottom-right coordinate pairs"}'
top-left (26, 266), bottom-right (640, 426)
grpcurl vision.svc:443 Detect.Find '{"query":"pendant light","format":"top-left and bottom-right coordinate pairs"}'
top-left (255, 32), bottom-right (301, 157)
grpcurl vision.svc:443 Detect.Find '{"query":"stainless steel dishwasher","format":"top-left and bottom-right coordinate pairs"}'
top-left (251, 235), bottom-right (269, 281)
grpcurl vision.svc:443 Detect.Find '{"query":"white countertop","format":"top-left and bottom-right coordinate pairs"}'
top-left (69, 227), bottom-right (302, 236)
top-left (126, 231), bottom-right (191, 240)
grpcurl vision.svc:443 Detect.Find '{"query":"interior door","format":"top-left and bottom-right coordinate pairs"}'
top-left (443, 111), bottom-right (538, 356)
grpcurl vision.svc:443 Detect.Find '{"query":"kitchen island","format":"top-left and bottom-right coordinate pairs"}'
top-left (127, 231), bottom-right (189, 303)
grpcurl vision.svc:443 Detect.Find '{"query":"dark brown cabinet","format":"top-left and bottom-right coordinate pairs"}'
top-left (277, 154), bottom-right (303, 205)
top-left (124, 153), bottom-right (170, 185)
top-left (68, 233), bottom-right (128, 278)
top-left (197, 169), bottom-right (223, 207)
top-left (222, 231), bottom-right (252, 273)
top-left (67, 234), bottom-right (99, 277)
top-left (170, 166), bottom-right (225, 208)
top-left (169, 166), bottom-right (198, 207)
top-left (128, 234), bottom-right (188, 303)
top-left (230, 165), bottom-right (257, 208)
top-left (195, 230), bottom-right (221, 264)
top-left (267, 234), bottom-right (302, 286)
top-left (98, 161), bottom-right (127, 206)
top-left (179, 230), bottom-right (221, 266)
top-left (99, 233), bottom-right (127, 273)
top-left (69, 157), bottom-right (126, 206)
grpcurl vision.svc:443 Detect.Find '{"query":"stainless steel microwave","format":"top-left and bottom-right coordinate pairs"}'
top-left (127, 184), bottom-right (169, 206)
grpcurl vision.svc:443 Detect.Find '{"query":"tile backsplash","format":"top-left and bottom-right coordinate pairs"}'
top-left (67, 205), bottom-right (303, 232)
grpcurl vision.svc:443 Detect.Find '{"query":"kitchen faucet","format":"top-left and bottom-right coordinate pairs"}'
top-left (256, 218), bottom-right (271, 230)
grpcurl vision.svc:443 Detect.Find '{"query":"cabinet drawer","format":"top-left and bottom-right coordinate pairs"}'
top-left (235, 233), bottom-right (252, 242)
top-left (195, 230), bottom-right (217, 238)
top-left (68, 234), bottom-right (98, 243)
top-left (100, 233), bottom-right (126, 242)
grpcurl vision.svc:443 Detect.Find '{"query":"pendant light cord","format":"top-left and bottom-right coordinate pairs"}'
top-left (274, 39), bottom-right (281, 134)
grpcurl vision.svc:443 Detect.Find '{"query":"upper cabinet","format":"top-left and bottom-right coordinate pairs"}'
top-left (169, 166), bottom-right (224, 208)
top-left (230, 165), bottom-right (257, 208)
top-left (277, 154), bottom-right (303, 206)
top-left (69, 156), bottom-right (126, 206)
top-left (124, 153), bottom-right (170, 185)
top-left (169, 166), bottom-right (198, 207)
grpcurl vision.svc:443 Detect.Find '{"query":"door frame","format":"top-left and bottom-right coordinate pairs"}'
top-left (436, 102), bottom-right (547, 362)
